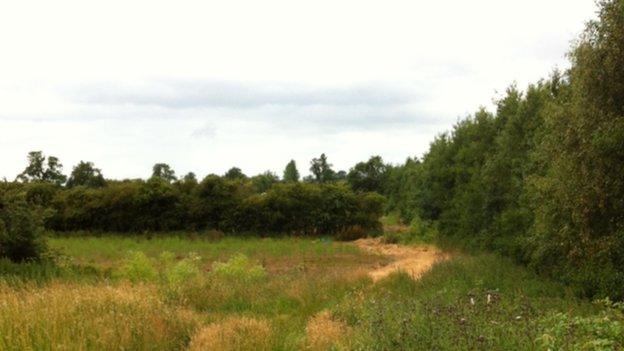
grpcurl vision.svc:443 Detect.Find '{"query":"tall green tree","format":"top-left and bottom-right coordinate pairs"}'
top-left (251, 171), bottom-right (279, 193)
top-left (17, 151), bottom-right (67, 185)
top-left (309, 153), bottom-right (335, 183)
top-left (282, 160), bottom-right (300, 182)
top-left (0, 191), bottom-right (47, 261)
top-left (529, 0), bottom-right (624, 297)
top-left (151, 163), bottom-right (177, 183)
top-left (347, 155), bottom-right (388, 193)
top-left (66, 161), bottom-right (106, 188)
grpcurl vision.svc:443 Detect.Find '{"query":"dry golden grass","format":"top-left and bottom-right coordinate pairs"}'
top-left (0, 282), bottom-right (201, 351)
top-left (305, 310), bottom-right (352, 351)
top-left (188, 316), bottom-right (272, 351)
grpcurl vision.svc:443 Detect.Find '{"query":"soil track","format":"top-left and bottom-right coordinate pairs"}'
top-left (354, 238), bottom-right (449, 282)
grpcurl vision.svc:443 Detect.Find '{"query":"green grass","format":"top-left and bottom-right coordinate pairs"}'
top-left (333, 254), bottom-right (621, 350)
top-left (48, 235), bottom-right (361, 267)
top-left (2, 234), bottom-right (622, 350)
top-left (2, 234), bottom-right (383, 350)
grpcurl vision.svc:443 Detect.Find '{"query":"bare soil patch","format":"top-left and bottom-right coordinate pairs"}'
top-left (354, 238), bottom-right (450, 282)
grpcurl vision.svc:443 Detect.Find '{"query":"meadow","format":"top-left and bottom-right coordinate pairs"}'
top-left (1, 233), bottom-right (621, 350)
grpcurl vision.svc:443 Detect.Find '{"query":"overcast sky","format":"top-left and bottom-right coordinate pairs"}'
top-left (1, 0), bottom-right (597, 180)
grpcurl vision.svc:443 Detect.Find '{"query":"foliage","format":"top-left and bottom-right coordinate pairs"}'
top-left (347, 155), bottom-right (389, 193)
top-left (162, 251), bottom-right (202, 287)
top-left (224, 167), bottom-right (247, 180)
top-left (211, 253), bottom-right (267, 282)
top-left (309, 153), bottom-right (336, 183)
top-left (526, 0), bottom-right (624, 298)
top-left (16, 151), bottom-right (67, 185)
top-left (283, 159), bottom-right (300, 182)
top-left (385, 0), bottom-right (624, 299)
top-left (117, 251), bottom-right (158, 283)
top-left (152, 163), bottom-right (177, 182)
top-left (0, 190), bottom-right (47, 262)
top-left (44, 176), bottom-right (384, 237)
top-left (66, 161), bottom-right (106, 188)
top-left (251, 170), bottom-right (279, 193)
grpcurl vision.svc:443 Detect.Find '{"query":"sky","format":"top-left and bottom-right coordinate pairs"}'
top-left (0, 0), bottom-right (597, 180)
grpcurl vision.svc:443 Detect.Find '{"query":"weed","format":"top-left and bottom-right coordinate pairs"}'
top-left (117, 251), bottom-right (158, 283)
top-left (211, 253), bottom-right (267, 282)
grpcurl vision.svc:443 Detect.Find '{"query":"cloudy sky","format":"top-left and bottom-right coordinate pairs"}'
top-left (1, 0), bottom-right (597, 180)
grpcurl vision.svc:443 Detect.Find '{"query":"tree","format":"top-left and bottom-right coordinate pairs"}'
top-left (309, 153), bottom-right (335, 183)
top-left (251, 171), bottom-right (279, 193)
top-left (224, 167), bottom-right (247, 180)
top-left (175, 172), bottom-right (198, 194)
top-left (182, 172), bottom-right (197, 183)
top-left (151, 163), bottom-right (177, 183)
top-left (0, 191), bottom-right (47, 261)
top-left (347, 155), bottom-right (389, 193)
top-left (17, 151), bottom-right (67, 185)
top-left (283, 160), bottom-right (300, 182)
top-left (334, 170), bottom-right (347, 181)
top-left (528, 0), bottom-right (624, 298)
top-left (66, 161), bottom-right (106, 188)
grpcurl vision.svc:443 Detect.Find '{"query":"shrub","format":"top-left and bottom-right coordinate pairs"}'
top-left (161, 251), bottom-right (202, 287)
top-left (117, 251), bottom-right (158, 283)
top-left (48, 177), bottom-right (385, 237)
top-left (0, 191), bottom-right (47, 262)
top-left (211, 253), bottom-right (267, 282)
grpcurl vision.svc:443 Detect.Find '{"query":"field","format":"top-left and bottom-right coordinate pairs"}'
top-left (1, 233), bottom-right (620, 350)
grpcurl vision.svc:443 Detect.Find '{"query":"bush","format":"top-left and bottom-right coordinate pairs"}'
top-left (211, 253), bottom-right (267, 282)
top-left (0, 191), bottom-right (47, 262)
top-left (161, 251), bottom-right (202, 287)
top-left (47, 177), bottom-right (385, 238)
top-left (117, 251), bottom-right (158, 283)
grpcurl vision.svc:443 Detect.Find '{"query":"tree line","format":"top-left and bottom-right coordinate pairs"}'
top-left (384, 0), bottom-right (624, 299)
top-left (0, 152), bottom-right (388, 261)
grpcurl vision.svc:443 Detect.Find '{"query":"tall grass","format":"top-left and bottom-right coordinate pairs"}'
top-left (0, 283), bottom-right (201, 350)
top-left (1, 236), bottom-right (381, 350)
top-left (2, 235), bottom-right (619, 350)
top-left (333, 254), bottom-right (612, 350)
top-left (48, 235), bottom-right (363, 267)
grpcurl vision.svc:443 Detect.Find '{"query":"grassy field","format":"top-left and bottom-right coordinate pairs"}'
top-left (1, 234), bottom-right (621, 350)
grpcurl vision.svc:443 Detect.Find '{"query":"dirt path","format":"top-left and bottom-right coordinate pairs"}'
top-left (354, 238), bottom-right (449, 282)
